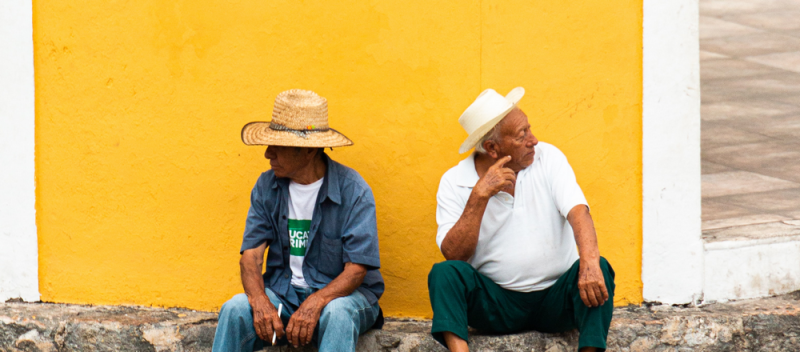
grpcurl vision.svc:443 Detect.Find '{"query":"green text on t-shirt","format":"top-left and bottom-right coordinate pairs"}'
top-left (288, 219), bottom-right (310, 256)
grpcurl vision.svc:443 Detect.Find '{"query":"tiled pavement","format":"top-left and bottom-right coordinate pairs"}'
top-left (700, 0), bottom-right (800, 240)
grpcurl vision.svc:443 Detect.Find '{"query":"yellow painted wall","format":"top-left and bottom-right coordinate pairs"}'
top-left (34, 0), bottom-right (642, 316)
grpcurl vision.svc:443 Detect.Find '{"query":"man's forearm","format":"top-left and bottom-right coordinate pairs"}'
top-left (240, 247), bottom-right (269, 302)
top-left (441, 191), bottom-right (490, 261)
top-left (310, 262), bottom-right (367, 306)
top-left (567, 205), bottom-right (600, 262)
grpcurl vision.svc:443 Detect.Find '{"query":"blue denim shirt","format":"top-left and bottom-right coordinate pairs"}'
top-left (240, 153), bottom-right (384, 307)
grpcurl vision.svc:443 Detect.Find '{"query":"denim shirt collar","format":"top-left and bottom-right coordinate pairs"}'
top-left (270, 152), bottom-right (342, 205)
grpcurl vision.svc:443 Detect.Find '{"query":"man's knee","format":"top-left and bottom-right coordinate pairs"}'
top-left (599, 257), bottom-right (615, 280)
top-left (428, 260), bottom-right (473, 284)
top-left (598, 257), bottom-right (616, 295)
top-left (219, 293), bottom-right (251, 319)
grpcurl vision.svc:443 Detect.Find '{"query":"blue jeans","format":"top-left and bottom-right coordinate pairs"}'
top-left (212, 286), bottom-right (380, 352)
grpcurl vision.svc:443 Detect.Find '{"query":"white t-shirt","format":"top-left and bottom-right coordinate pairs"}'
top-left (436, 142), bottom-right (588, 292)
top-left (288, 177), bottom-right (324, 288)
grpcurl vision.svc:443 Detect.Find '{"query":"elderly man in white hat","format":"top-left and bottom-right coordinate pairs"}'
top-left (428, 88), bottom-right (615, 352)
top-left (212, 89), bottom-right (384, 352)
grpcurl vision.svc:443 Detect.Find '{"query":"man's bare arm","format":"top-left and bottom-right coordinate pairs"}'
top-left (567, 204), bottom-right (609, 308)
top-left (440, 191), bottom-right (490, 261)
top-left (285, 262), bottom-right (368, 347)
top-left (440, 156), bottom-right (515, 261)
top-left (240, 244), bottom-right (284, 342)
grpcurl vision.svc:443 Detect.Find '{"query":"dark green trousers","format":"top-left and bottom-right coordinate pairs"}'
top-left (428, 257), bottom-right (615, 351)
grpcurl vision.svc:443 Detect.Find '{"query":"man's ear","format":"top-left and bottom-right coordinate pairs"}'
top-left (485, 140), bottom-right (499, 159)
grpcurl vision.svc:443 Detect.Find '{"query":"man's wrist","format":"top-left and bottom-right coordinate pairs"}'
top-left (247, 292), bottom-right (272, 307)
top-left (471, 186), bottom-right (492, 202)
top-left (579, 255), bottom-right (600, 265)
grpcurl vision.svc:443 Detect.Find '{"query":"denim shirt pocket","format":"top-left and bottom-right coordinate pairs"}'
top-left (317, 233), bottom-right (344, 276)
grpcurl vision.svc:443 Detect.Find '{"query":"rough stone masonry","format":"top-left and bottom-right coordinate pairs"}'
top-left (1, 292), bottom-right (799, 352)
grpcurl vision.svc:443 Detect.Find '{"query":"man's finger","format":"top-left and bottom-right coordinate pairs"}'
top-left (600, 282), bottom-right (609, 302)
top-left (273, 312), bottom-right (285, 339)
top-left (300, 322), bottom-right (312, 345)
top-left (291, 322), bottom-right (300, 347)
top-left (504, 172), bottom-right (516, 184)
top-left (263, 319), bottom-right (274, 344)
top-left (253, 319), bottom-right (264, 341)
top-left (593, 284), bottom-right (606, 305)
top-left (285, 320), bottom-right (296, 346)
top-left (585, 286), bottom-right (599, 307)
top-left (579, 287), bottom-right (590, 307)
top-left (492, 155), bottom-right (512, 169)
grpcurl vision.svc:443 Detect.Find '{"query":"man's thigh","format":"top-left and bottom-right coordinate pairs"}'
top-left (319, 290), bottom-right (379, 334)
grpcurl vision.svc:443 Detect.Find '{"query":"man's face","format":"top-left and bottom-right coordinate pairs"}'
top-left (492, 109), bottom-right (539, 172)
top-left (264, 146), bottom-right (314, 179)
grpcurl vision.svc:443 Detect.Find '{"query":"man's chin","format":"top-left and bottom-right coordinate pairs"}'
top-left (521, 153), bottom-right (535, 167)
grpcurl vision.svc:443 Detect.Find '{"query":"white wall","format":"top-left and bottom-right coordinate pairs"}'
top-left (642, 0), bottom-right (704, 304)
top-left (0, 0), bottom-right (39, 302)
top-left (704, 236), bottom-right (800, 302)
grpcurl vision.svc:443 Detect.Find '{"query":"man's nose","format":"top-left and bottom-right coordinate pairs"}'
top-left (528, 134), bottom-right (539, 147)
top-left (264, 147), bottom-right (273, 159)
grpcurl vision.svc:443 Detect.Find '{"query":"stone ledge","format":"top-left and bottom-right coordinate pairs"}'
top-left (1, 292), bottom-right (798, 351)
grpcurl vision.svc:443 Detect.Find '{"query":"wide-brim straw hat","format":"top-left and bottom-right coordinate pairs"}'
top-left (458, 87), bottom-right (525, 153)
top-left (241, 89), bottom-right (353, 148)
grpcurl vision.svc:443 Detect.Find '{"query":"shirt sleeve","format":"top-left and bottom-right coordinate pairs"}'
top-left (240, 175), bottom-right (275, 254)
top-left (341, 186), bottom-right (381, 269)
top-left (435, 174), bottom-right (466, 249)
top-left (547, 146), bottom-right (589, 218)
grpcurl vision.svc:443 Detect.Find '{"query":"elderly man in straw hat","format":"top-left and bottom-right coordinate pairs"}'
top-left (427, 88), bottom-right (615, 352)
top-left (212, 89), bottom-right (384, 352)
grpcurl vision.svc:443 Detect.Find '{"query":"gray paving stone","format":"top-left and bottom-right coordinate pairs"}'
top-left (747, 51), bottom-right (800, 73)
top-left (702, 214), bottom-right (789, 231)
top-left (722, 188), bottom-right (800, 214)
top-left (701, 99), bottom-right (800, 121)
top-left (702, 160), bottom-right (735, 174)
top-left (734, 114), bottom-right (800, 141)
top-left (702, 171), bottom-right (799, 198)
top-left (703, 141), bottom-right (800, 173)
top-left (724, 10), bottom-right (800, 31)
top-left (699, 16), bottom-right (764, 39)
top-left (703, 220), bottom-right (800, 242)
top-left (701, 50), bottom-right (730, 61)
top-left (701, 0), bottom-right (800, 16)
top-left (701, 32), bottom-right (800, 57)
top-left (702, 122), bottom-right (771, 149)
top-left (701, 58), bottom-right (783, 80)
top-left (722, 72), bottom-right (800, 94)
top-left (703, 198), bottom-right (758, 221)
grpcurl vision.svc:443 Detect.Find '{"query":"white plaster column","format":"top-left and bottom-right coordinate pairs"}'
top-left (642, 0), bottom-right (703, 304)
top-left (0, 0), bottom-right (39, 302)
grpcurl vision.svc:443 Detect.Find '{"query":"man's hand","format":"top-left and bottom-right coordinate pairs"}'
top-left (248, 294), bottom-right (284, 342)
top-left (474, 156), bottom-right (515, 199)
top-left (285, 294), bottom-right (325, 347)
top-left (577, 259), bottom-right (608, 307)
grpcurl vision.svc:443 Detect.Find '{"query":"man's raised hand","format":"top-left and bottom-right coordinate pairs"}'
top-left (474, 155), bottom-right (516, 199)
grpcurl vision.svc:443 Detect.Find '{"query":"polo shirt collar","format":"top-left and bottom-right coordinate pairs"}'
top-left (453, 153), bottom-right (480, 188)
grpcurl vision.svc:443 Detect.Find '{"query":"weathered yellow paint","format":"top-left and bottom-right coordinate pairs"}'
top-left (35, 0), bottom-right (642, 316)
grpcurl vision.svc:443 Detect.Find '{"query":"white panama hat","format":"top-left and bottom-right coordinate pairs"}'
top-left (458, 87), bottom-right (525, 154)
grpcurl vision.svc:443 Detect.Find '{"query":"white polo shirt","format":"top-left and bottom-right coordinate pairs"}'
top-left (436, 142), bottom-right (588, 292)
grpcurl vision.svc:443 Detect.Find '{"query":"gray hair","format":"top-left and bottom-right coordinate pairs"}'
top-left (474, 115), bottom-right (510, 154)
